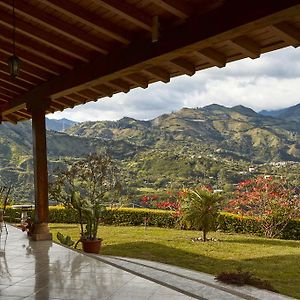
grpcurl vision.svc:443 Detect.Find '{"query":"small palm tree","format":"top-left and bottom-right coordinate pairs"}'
top-left (180, 188), bottom-right (223, 242)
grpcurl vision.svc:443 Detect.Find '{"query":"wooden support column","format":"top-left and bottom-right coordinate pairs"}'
top-left (28, 101), bottom-right (52, 241)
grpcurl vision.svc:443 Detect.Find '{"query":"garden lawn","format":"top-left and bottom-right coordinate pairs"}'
top-left (50, 224), bottom-right (300, 299)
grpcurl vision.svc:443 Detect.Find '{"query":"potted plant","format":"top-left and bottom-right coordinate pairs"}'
top-left (49, 153), bottom-right (121, 254)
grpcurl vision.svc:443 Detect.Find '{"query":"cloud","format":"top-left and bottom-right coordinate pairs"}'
top-left (48, 47), bottom-right (300, 122)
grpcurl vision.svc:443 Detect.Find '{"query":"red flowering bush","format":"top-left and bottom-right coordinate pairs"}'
top-left (226, 177), bottom-right (300, 238)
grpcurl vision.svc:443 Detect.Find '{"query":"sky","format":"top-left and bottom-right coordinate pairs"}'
top-left (48, 47), bottom-right (300, 122)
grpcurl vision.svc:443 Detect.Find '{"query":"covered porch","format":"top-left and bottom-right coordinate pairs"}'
top-left (0, 224), bottom-right (294, 300)
top-left (0, 0), bottom-right (299, 240)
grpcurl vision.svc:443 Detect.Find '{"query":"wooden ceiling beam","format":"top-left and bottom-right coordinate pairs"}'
top-left (0, 41), bottom-right (63, 75)
top-left (3, 0), bottom-right (300, 116)
top-left (92, 85), bottom-right (115, 98)
top-left (0, 54), bottom-right (49, 81)
top-left (0, 64), bottom-right (41, 86)
top-left (53, 98), bottom-right (75, 109)
top-left (0, 0), bottom-right (110, 54)
top-left (0, 87), bottom-right (19, 98)
top-left (195, 47), bottom-right (227, 68)
top-left (151, 0), bottom-right (191, 18)
top-left (0, 29), bottom-right (74, 69)
top-left (229, 36), bottom-right (261, 59)
top-left (49, 102), bottom-right (65, 111)
top-left (0, 92), bottom-right (12, 102)
top-left (96, 0), bottom-right (152, 31)
top-left (170, 58), bottom-right (195, 76)
top-left (78, 89), bottom-right (100, 100)
top-left (14, 110), bottom-right (31, 119)
top-left (271, 22), bottom-right (300, 47)
top-left (0, 73), bottom-right (33, 91)
top-left (64, 94), bottom-right (87, 104)
top-left (0, 80), bottom-right (25, 94)
top-left (106, 79), bottom-right (130, 93)
top-left (0, 13), bottom-right (89, 62)
top-left (143, 67), bottom-right (170, 83)
top-left (3, 114), bottom-right (18, 124)
top-left (39, 0), bottom-right (130, 44)
top-left (126, 74), bottom-right (149, 89)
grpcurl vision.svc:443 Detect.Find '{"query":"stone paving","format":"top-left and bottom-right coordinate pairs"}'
top-left (0, 224), bottom-right (296, 300)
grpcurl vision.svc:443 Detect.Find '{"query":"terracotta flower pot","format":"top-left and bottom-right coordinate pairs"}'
top-left (81, 238), bottom-right (102, 254)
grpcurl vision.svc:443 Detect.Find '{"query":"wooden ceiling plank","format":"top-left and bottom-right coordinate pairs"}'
top-left (271, 22), bottom-right (300, 47)
top-left (38, 0), bottom-right (130, 44)
top-left (49, 102), bottom-right (65, 111)
top-left (0, 87), bottom-right (19, 98)
top-left (78, 89), bottom-right (100, 100)
top-left (3, 0), bottom-right (300, 116)
top-left (0, 13), bottom-right (89, 62)
top-left (170, 57), bottom-right (195, 76)
top-left (151, 0), bottom-right (191, 18)
top-left (195, 47), bottom-right (227, 68)
top-left (106, 79), bottom-right (130, 93)
top-left (229, 36), bottom-right (261, 59)
top-left (0, 92), bottom-right (11, 102)
top-left (96, 0), bottom-right (152, 31)
top-left (126, 73), bottom-right (149, 89)
top-left (0, 0), bottom-right (110, 54)
top-left (0, 65), bottom-right (40, 86)
top-left (3, 114), bottom-right (18, 124)
top-left (53, 98), bottom-right (75, 108)
top-left (0, 32), bottom-right (73, 70)
top-left (0, 80), bottom-right (25, 93)
top-left (0, 41), bottom-right (63, 75)
top-left (92, 84), bottom-right (115, 97)
top-left (64, 94), bottom-right (86, 104)
top-left (14, 110), bottom-right (31, 118)
top-left (0, 73), bottom-right (32, 91)
top-left (143, 67), bottom-right (170, 83)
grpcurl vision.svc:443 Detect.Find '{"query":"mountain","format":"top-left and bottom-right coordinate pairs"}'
top-left (259, 103), bottom-right (300, 123)
top-left (67, 104), bottom-right (300, 162)
top-left (0, 104), bottom-right (299, 201)
top-left (46, 118), bottom-right (78, 132)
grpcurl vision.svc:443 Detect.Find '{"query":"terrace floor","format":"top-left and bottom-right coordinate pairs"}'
top-left (0, 224), bottom-right (295, 300)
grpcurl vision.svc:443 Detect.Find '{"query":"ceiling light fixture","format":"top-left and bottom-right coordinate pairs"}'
top-left (8, 0), bottom-right (21, 78)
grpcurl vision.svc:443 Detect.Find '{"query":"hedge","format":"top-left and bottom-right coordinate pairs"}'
top-left (3, 206), bottom-right (300, 240)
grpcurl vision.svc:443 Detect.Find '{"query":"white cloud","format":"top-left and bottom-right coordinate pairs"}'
top-left (48, 47), bottom-right (300, 122)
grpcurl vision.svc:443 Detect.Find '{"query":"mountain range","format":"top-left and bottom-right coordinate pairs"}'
top-left (0, 103), bottom-right (299, 200)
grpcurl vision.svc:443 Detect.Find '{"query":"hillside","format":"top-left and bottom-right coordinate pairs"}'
top-left (0, 104), bottom-right (299, 201)
top-left (260, 103), bottom-right (300, 123)
top-left (67, 104), bottom-right (300, 162)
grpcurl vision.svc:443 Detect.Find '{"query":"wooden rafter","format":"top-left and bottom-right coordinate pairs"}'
top-left (151, 0), bottom-right (191, 18)
top-left (229, 36), bottom-right (261, 59)
top-left (271, 22), bottom-right (300, 47)
top-left (126, 73), bottom-right (149, 89)
top-left (38, 0), bottom-right (130, 44)
top-left (0, 13), bottom-right (89, 62)
top-left (170, 58), bottom-right (195, 76)
top-left (194, 48), bottom-right (227, 68)
top-left (0, 0), bottom-right (110, 54)
top-left (96, 0), bottom-right (152, 31)
top-left (143, 67), bottom-right (170, 83)
top-left (1, 0), bottom-right (300, 119)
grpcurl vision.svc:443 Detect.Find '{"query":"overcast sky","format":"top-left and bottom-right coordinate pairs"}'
top-left (48, 47), bottom-right (300, 122)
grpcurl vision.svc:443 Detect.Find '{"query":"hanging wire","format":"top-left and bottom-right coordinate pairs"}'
top-left (12, 0), bottom-right (16, 55)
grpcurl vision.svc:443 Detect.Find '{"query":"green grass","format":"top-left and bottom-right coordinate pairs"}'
top-left (50, 224), bottom-right (300, 299)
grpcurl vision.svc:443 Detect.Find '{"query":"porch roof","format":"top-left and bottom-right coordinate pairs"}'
top-left (0, 0), bottom-right (299, 122)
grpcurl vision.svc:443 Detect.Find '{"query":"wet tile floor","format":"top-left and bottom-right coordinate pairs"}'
top-left (0, 225), bottom-right (295, 300)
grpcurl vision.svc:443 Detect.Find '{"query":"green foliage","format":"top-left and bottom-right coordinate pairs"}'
top-left (179, 188), bottom-right (223, 241)
top-left (49, 153), bottom-right (121, 240)
top-left (57, 231), bottom-right (75, 247)
top-left (101, 208), bottom-right (177, 228)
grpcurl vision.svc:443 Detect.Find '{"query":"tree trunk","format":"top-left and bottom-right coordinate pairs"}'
top-left (203, 228), bottom-right (207, 242)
